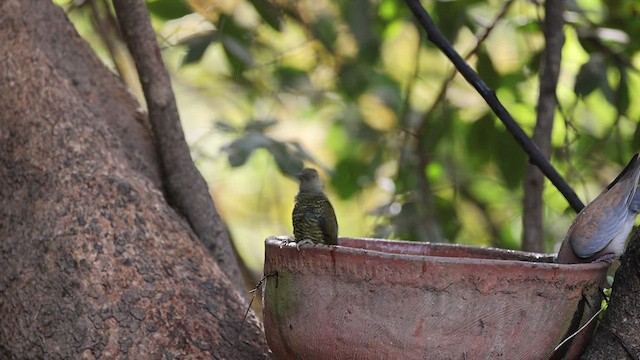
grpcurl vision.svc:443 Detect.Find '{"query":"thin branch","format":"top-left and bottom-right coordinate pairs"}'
top-left (405, 0), bottom-right (502, 238)
top-left (404, 0), bottom-right (585, 213)
top-left (522, 0), bottom-right (565, 252)
top-left (88, 0), bottom-right (121, 73)
top-left (88, 0), bottom-right (144, 100)
top-left (402, 1), bottom-right (514, 243)
top-left (414, 0), bottom-right (516, 143)
top-left (111, 0), bottom-right (246, 291)
top-left (234, 272), bottom-right (275, 349)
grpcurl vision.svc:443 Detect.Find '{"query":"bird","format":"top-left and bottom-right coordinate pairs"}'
top-left (556, 154), bottom-right (640, 263)
top-left (290, 168), bottom-right (338, 249)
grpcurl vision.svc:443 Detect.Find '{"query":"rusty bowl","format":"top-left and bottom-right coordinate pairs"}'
top-left (262, 237), bottom-right (608, 360)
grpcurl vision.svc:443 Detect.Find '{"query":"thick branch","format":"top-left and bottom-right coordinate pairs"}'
top-left (404, 0), bottom-right (584, 213)
top-left (522, 0), bottom-right (565, 252)
top-left (111, 0), bottom-right (245, 289)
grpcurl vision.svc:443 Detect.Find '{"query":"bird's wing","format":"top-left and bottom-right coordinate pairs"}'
top-left (630, 187), bottom-right (640, 213)
top-left (321, 199), bottom-right (338, 245)
top-left (606, 153), bottom-right (639, 190)
top-left (570, 205), bottom-right (628, 258)
top-left (571, 154), bottom-right (640, 258)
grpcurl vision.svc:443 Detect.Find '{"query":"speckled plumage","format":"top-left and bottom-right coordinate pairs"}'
top-left (292, 169), bottom-right (338, 246)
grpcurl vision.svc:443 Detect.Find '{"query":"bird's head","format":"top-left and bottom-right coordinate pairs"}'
top-left (298, 168), bottom-right (324, 193)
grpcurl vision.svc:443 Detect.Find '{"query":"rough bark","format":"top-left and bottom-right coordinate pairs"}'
top-left (111, 0), bottom-right (246, 290)
top-left (0, 0), bottom-right (269, 358)
top-left (581, 228), bottom-right (640, 359)
top-left (522, 0), bottom-right (565, 252)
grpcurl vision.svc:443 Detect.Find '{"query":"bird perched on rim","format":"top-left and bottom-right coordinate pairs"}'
top-left (291, 168), bottom-right (338, 249)
top-left (557, 153), bottom-right (640, 263)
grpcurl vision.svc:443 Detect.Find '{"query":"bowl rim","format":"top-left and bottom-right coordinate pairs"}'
top-left (266, 236), bottom-right (610, 274)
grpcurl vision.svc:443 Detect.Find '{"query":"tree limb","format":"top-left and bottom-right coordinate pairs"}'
top-left (404, 0), bottom-right (585, 213)
top-left (404, 0), bottom-right (514, 243)
top-left (522, 0), bottom-right (565, 252)
top-left (414, 0), bottom-right (515, 145)
top-left (111, 0), bottom-right (245, 290)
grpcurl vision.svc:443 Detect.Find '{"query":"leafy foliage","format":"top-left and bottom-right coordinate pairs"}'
top-left (142, 0), bottom-right (640, 251)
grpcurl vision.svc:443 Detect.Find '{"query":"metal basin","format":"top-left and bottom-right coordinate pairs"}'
top-left (263, 237), bottom-right (607, 359)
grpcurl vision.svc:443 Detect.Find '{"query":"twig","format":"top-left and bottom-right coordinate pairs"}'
top-left (404, 0), bottom-right (585, 213)
top-left (234, 289), bottom-right (257, 347)
top-left (111, 0), bottom-right (245, 290)
top-left (234, 273), bottom-right (275, 348)
top-left (414, 0), bottom-right (515, 144)
top-left (406, 0), bottom-right (516, 243)
top-left (88, 0), bottom-right (144, 100)
top-left (554, 307), bottom-right (603, 351)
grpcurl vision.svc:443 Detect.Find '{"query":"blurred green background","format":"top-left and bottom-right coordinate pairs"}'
top-left (59, 0), bottom-right (640, 276)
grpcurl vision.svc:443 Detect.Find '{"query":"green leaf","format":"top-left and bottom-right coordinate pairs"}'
top-left (338, 62), bottom-right (370, 98)
top-left (574, 55), bottom-right (607, 98)
top-left (181, 33), bottom-right (218, 65)
top-left (218, 15), bottom-right (254, 75)
top-left (476, 50), bottom-right (500, 90)
top-left (615, 67), bottom-right (630, 115)
top-left (275, 67), bottom-right (312, 90)
top-left (146, 0), bottom-right (192, 20)
top-left (524, 49), bottom-right (543, 78)
top-left (432, 0), bottom-right (472, 42)
top-left (266, 141), bottom-right (304, 177)
top-left (517, 20), bottom-right (541, 34)
top-left (435, 195), bottom-right (459, 240)
top-left (342, 0), bottom-right (380, 63)
top-left (214, 120), bottom-right (238, 133)
top-left (310, 16), bottom-right (338, 52)
top-left (331, 158), bottom-right (370, 199)
top-left (247, 0), bottom-right (282, 31)
top-left (631, 123), bottom-right (640, 150)
top-left (369, 75), bottom-right (403, 112)
top-left (494, 129), bottom-right (526, 189)
top-left (244, 118), bottom-right (278, 133)
top-left (221, 36), bottom-right (254, 73)
top-left (379, 0), bottom-right (398, 21)
top-left (222, 132), bottom-right (310, 177)
top-left (222, 133), bottom-right (270, 167)
top-left (465, 114), bottom-right (496, 166)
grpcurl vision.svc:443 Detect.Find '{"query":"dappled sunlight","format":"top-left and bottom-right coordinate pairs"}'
top-left (60, 0), bottom-right (640, 272)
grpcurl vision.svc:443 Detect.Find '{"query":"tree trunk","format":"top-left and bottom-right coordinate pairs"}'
top-left (581, 228), bottom-right (640, 359)
top-left (0, 0), bottom-right (269, 358)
